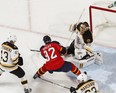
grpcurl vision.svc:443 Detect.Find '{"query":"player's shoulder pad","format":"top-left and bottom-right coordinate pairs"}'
top-left (2, 41), bottom-right (18, 49)
top-left (40, 45), bottom-right (45, 50)
top-left (52, 41), bottom-right (60, 45)
top-left (76, 79), bottom-right (94, 90)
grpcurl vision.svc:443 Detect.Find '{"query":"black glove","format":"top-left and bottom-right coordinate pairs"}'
top-left (70, 87), bottom-right (77, 93)
top-left (33, 72), bottom-right (40, 79)
top-left (18, 57), bottom-right (23, 66)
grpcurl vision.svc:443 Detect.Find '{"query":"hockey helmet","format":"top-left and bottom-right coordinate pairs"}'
top-left (83, 21), bottom-right (89, 27)
top-left (77, 72), bottom-right (87, 83)
top-left (43, 35), bottom-right (51, 44)
top-left (7, 34), bottom-right (17, 43)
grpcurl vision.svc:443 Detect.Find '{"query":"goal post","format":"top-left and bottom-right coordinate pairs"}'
top-left (89, 1), bottom-right (116, 47)
top-left (89, 2), bottom-right (116, 32)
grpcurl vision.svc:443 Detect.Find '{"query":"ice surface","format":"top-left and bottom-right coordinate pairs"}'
top-left (0, 0), bottom-right (116, 93)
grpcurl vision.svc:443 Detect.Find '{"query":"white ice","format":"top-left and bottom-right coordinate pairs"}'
top-left (0, 0), bottom-right (116, 93)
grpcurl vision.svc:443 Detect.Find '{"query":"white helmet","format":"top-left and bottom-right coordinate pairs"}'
top-left (77, 72), bottom-right (87, 83)
top-left (7, 34), bottom-right (17, 43)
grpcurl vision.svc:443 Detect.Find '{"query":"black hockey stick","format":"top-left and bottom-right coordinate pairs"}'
top-left (40, 77), bottom-right (70, 89)
top-left (30, 49), bottom-right (40, 52)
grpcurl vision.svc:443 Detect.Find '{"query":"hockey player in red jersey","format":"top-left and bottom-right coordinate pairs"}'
top-left (33, 35), bottom-right (83, 79)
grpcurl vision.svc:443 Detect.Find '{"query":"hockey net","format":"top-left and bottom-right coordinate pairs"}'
top-left (89, 0), bottom-right (116, 47)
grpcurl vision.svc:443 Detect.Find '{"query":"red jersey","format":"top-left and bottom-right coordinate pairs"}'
top-left (40, 42), bottom-right (65, 70)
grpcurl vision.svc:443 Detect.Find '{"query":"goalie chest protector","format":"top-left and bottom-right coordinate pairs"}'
top-left (82, 30), bottom-right (93, 44)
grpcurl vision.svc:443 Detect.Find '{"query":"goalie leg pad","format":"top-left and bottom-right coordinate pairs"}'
top-left (78, 55), bottom-right (95, 68)
top-left (75, 49), bottom-right (87, 60)
top-left (95, 52), bottom-right (103, 65)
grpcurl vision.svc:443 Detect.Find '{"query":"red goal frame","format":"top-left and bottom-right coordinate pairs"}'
top-left (89, 5), bottom-right (116, 32)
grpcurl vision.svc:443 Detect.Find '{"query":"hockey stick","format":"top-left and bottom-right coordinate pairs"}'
top-left (30, 49), bottom-right (40, 52)
top-left (85, 46), bottom-right (97, 55)
top-left (66, 8), bottom-right (85, 46)
top-left (40, 77), bottom-right (70, 89)
top-left (85, 47), bottom-right (93, 54)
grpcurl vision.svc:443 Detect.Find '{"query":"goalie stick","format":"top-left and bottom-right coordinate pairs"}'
top-left (66, 8), bottom-right (85, 46)
top-left (30, 49), bottom-right (40, 52)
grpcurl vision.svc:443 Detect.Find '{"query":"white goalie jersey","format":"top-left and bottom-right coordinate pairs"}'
top-left (74, 31), bottom-right (85, 49)
top-left (76, 79), bottom-right (99, 93)
top-left (0, 41), bottom-right (19, 69)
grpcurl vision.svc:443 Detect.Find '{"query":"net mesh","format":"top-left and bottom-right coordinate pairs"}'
top-left (90, 0), bottom-right (116, 47)
top-left (90, 1), bottom-right (116, 30)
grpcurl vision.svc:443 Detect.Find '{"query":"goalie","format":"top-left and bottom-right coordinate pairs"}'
top-left (66, 22), bottom-right (103, 67)
top-left (67, 21), bottom-right (93, 59)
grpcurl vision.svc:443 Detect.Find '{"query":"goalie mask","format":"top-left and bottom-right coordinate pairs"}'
top-left (43, 35), bottom-right (51, 44)
top-left (79, 22), bottom-right (89, 34)
top-left (7, 34), bottom-right (17, 43)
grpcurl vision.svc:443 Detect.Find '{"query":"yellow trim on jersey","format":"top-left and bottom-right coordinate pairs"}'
top-left (75, 70), bottom-right (80, 75)
top-left (2, 44), bottom-right (13, 50)
top-left (0, 64), bottom-right (18, 70)
top-left (77, 80), bottom-right (95, 90)
top-left (0, 62), bottom-right (16, 67)
top-left (12, 57), bottom-right (18, 64)
top-left (40, 68), bottom-right (45, 73)
top-left (60, 47), bottom-right (62, 51)
top-left (72, 68), bottom-right (77, 72)
top-left (37, 71), bottom-right (43, 76)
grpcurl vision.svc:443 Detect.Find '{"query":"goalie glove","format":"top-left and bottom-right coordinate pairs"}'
top-left (69, 24), bottom-right (77, 32)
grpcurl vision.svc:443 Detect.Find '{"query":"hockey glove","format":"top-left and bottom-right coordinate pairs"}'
top-left (33, 72), bottom-right (40, 79)
top-left (18, 57), bottom-right (23, 66)
top-left (70, 87), bottom-right (77, 93)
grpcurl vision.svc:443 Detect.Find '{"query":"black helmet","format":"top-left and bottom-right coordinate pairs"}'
top-left (43, 35), bottom-right (51, 44)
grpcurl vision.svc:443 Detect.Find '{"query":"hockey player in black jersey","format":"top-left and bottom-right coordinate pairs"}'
top-left (67, 21), bottom-right (93, 58)
top-left (70, 72), bottom-right (99, 93)
top-left (0, 34), bottom-right (31, 93)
